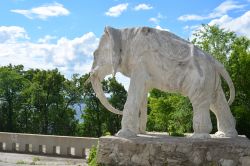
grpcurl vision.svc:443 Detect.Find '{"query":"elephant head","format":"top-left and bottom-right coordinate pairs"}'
top-left (88, 26), bottom-right (123, 115)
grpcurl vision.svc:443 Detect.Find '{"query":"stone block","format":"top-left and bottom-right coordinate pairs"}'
top-left (240, 156), bottom-right (250, 166)
top-left (97, 134), bottom-right (250, 166)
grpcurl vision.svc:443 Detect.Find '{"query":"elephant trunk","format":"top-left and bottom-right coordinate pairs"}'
top-left (90, 70), bottom-right (123, 115)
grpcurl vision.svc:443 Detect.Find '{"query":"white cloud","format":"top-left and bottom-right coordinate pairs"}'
top-left (38, 35), bottom-right (57, 43)
top-left (149, 13), bottom-right (164, 25)
top-left (149, 17), bottom-right (160, 24)
top-left (105, 3), bottom-right (128, 17)
top-left (0, 26), bottom-right (29, 43)
top-left (186, 10), bottom-right (250, 42)
top-left (73, 62), bottom-right (93, 75)
top-left (116, 73), bottom-right (130, 91)
top-left (134, 4), bottom-right (153, 11)
top-left (178, 0), bottom-right (246, 21)
top-left (178, 15), bottom-right (207, 21)
top-left (155, 25), bottom-right (169, 31)
top-left (0, 26), bottom-right (99, 77)
top-left (213, 0), bottom-right (245, 16)
top-left (183, 25), bottom-right (199, 31)
top-left (209, 11), bottom-right (250, 38)
top-left (0, 42), bottom-right (55, 70)
top-left (11, 2), bottom-right (70, 20)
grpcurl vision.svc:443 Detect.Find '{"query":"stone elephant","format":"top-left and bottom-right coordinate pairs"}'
top-left (87, 26), bottom-right (238, 138)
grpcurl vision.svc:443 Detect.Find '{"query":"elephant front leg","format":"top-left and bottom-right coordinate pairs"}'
top-left (116, 68), bottom-right (149, 138)
top-left (139, 94), bottom-right (148, 134)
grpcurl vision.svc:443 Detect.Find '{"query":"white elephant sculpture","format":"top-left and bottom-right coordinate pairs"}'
top-left (88, 26), bottom-right (238, 138)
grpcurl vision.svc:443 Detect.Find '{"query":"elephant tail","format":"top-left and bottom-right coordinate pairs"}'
top-left (215, 61), bottom-right (235, 105)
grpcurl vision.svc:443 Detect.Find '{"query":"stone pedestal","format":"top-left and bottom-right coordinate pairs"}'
top-left (97, 133), bottom-right (250, 166)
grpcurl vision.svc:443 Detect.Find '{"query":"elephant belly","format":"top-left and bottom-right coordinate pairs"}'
top-left (149, 62), bottom-right (201, 98)
top-left (151, 70), bottom-right (188, 94)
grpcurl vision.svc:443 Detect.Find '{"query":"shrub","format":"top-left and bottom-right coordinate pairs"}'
top-left (87, 145), bottom-right (98, 166)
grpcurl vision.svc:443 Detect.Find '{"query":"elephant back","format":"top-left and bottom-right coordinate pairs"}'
top-left (139, 27), bottom-right (192, 62)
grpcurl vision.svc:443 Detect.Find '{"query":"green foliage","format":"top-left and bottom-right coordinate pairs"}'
top-left (87, 145), bottom-right (98, 166)
top-left (0, 66), bottom-right (78, 135)
top-left (228, 37), bottom-right (250, 137)
top-left (147, 89), bottom-right (192, 135)
top-left (0, 65), bottom-right (30, 132)
top-left (232, 105), bottom-right (250, 136)
top-left (192, 24), bottom-right (236, 65)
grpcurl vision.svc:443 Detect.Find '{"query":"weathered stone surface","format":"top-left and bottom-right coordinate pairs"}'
top-left (240, 156), bottom-right (250, 166)
top-left (90, 26), bottom-right (238, 138)
top-left (97, 134), bottom-right (250, 166)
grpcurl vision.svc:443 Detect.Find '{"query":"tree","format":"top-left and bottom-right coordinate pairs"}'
top-left (0, 65), bottom-right (30, 132)
top-left (23, 69), bottom-right (78, 135)
top-left (192, 24), bottom-right (236, 66)
top-left (228, 36), bottom-right (250, 137)
top-left (229, 37), bottom-right (250, 106)
top-left (0, 66), bottom-right (81, 136)
top-left (147, 89), bottom-right (192, 135)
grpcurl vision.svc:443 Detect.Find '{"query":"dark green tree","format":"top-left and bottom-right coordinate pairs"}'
top-left (24, 69), bottom-right (78, 135)
top-left (229, 36), bottom-right (250, 137)
top-left (147, 89), bottom-right (192, 135)
top-left (0, 65), bottom-right (30, 132)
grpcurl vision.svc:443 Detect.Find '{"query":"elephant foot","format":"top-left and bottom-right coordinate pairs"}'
top-left (139, 130), bottom-right (147, 134)
top-left (116, 128), bottom-right (137, 138)
top-left (214, 130), bottom-right (238, 138)
top-left (190, 133), bottom-right (211, 139)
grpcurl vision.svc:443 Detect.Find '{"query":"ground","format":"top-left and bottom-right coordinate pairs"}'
top-left (0, 152), bottom-right (87, 166)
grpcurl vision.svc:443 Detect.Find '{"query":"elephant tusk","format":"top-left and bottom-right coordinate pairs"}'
top-left (84, 75), bottom-right (91, 86)
top-left (85, 66), bottom-right (100, 86)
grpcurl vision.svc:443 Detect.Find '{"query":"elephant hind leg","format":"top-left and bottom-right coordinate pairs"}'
top-left (210, 86), bottom-right (238, 137)
top-left (190, 96), bottom-right (212, 138)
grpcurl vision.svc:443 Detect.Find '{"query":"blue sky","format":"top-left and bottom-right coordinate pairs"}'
top-left (0, 0), bottom-right (249, 88)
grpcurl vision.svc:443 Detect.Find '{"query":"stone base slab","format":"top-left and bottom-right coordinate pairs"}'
top-left (97, 133), bottom-right (250, 166)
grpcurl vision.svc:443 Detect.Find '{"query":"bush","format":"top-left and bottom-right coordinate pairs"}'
top-left (87, 145), bottom-right (98, 166)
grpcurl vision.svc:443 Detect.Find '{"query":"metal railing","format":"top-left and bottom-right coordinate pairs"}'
top-left (0, 132), bottom-right (98, 158)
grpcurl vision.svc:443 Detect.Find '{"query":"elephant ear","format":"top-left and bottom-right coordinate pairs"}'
top-left (105, 26), bottom-right (122, 77)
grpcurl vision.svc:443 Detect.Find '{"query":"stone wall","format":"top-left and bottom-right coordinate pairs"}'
top-left (0, 132), bottom-right (98, 158)
top-left (97, 134), bottom-right (250, 166)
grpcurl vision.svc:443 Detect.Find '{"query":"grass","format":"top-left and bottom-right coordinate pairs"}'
top-left (16, 160), bottom-right (27, 164)
top-left (29, 156), bottom-right (40, 165)
top-left (87, 145), bottom-right (98, 166)
top-left (32, 157), bottom-right (40, 162)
